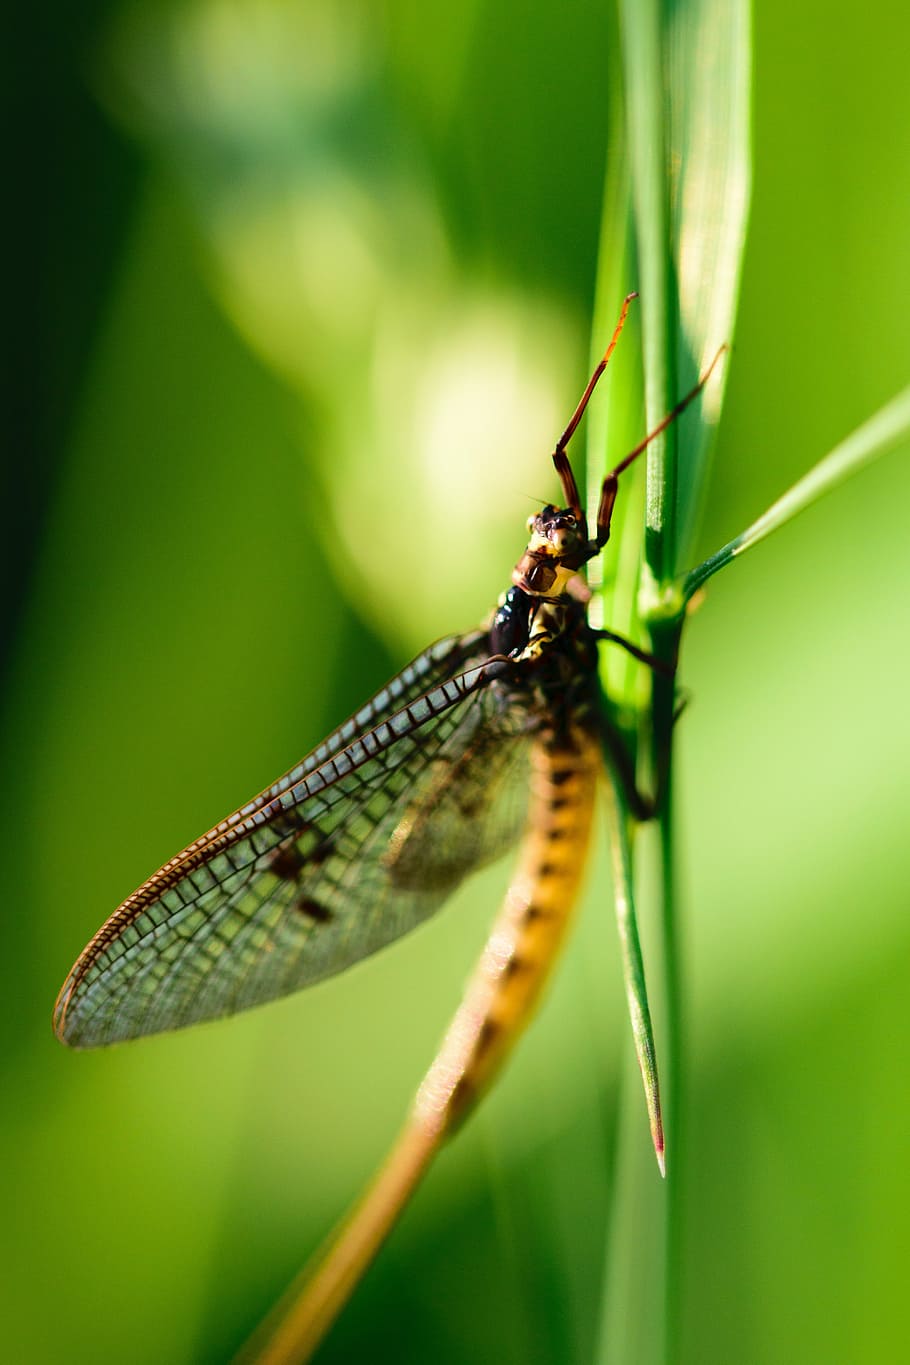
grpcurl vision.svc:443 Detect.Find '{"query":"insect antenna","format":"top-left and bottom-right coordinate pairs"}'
top-left (609, 343), bottom-right (728, 482)
top-left (594, 343), bottom-right (729, 547)
top-left (551, 291), bottom-right (638, 515)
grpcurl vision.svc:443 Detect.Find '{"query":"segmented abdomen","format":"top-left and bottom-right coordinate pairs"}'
top-left (412, 724), bottom-right (601, 1136)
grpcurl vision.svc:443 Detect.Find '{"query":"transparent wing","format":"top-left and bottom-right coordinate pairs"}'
top-left (55, 643), bottom-right (536, 1047)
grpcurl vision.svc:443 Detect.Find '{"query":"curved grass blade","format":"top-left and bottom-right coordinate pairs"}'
top-left (602, 759), bottom-right (664, 1172)
top-left (683, 383), bottom-right (910, 599)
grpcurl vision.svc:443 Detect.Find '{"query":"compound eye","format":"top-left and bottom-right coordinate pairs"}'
top-left (564, 513), bottom-right (576, 527)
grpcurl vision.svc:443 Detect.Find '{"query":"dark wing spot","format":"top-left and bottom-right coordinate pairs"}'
top-left (294, 896), bottom-right (332, 923)
top-left (309, 839), bottom-right (334, 866)
top-left (269, 845), bottom-right (304, 881)
top-left (269, 827), bottom-right (335, 880)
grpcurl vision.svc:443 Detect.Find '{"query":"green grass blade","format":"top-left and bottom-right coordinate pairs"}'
top-left (621, 0), bottom-right (751, 598)
top-left (604, 772), bottom-right (665, 1173)
top-left (595, 3), bottom-right (752, 1363)
top-left (683, 383), bottom-right (910, 599)
top-left (585, 96), bottom-right (646, 714)
top-left (667, 0), bottom-right (751, 571)
top-left (620, 0), bottom-right (676, 586)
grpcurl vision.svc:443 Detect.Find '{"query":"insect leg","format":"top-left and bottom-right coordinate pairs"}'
top-left (593, 628), bottom-right (676, 677)
top-left (594, 344), bottom-right (728, 547)
top-left (598, 717), bottom-right (656, 824)
top-left (598, 684), bottom-right (692, 826)
top-left (672, 688), bottom-right (692, 725)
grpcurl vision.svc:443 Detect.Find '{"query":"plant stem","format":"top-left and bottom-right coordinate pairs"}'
top-left (599, 1032), bottom-right (669, 1365)
top-left (649, 616), bottom-right (684, 1364)
top-left (656, 741), bottom-right (682, 1358)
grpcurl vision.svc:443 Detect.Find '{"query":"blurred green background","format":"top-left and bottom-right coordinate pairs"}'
top-left (5, 1), bottom-right (910, 1362)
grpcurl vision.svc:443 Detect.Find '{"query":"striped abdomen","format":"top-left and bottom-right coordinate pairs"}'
top-left (244, 726), bottom-right (601, 1363)
top-left (414, 725), bottom-right (600, 1137)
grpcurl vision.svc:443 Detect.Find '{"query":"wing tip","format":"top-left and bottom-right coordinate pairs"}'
top-left (52, 975), bottom-right (77, 1046)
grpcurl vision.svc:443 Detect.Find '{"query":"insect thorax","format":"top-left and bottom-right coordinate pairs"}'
top-left (490, 586), bottom-right (594, 679)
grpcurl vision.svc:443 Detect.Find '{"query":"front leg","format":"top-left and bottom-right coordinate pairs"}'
top-left (599, 715), bottom-right (656, 824)
top-left (593, 627), bottom-right (676, 677)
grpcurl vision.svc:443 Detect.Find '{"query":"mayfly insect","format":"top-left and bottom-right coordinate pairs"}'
top-left (54, 295), bottom-right (724, 1362)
